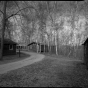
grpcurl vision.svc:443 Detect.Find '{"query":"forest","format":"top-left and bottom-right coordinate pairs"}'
top-left (0, 1), bottom-right (88, 60)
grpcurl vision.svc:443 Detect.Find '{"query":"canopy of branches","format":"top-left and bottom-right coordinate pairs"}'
top-left (0, 1), bottom-right (88, 46)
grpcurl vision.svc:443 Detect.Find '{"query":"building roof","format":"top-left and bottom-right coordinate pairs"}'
top-left (28, 42), bottom-right (51, 46)
top-left (27, 42), bottom-right (40, 46)
top-left (0, 38), bottom-right (17, 44)
top-left (82, 38), bottom-right (88, 45)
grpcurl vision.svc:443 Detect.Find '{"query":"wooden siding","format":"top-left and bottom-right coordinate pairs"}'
top-left (3, 44), bottom-right (16, 56)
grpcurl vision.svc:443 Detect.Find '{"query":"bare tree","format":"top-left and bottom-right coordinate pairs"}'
top-left (0, 1), bottom-right (7, 60)
top-left (0, 1), bottom-right (37, 59)
top-left (46, 1), bottom-right (58, 55)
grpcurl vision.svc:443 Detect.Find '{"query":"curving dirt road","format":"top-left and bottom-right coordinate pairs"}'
top-left (0, 51), bottom-right (45, 74)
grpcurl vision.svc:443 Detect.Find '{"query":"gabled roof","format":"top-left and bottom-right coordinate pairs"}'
top-left (82, 38), bottom-right (88, 45)
top-left (27, 42), bottom-right (51, 46)
top-left (0, 38), bottom-right (17, 44)
top-left (27, 42), bottom-right (40, 46)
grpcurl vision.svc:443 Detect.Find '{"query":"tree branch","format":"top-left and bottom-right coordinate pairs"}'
top-left (0, 9), bottom-right (3, 14)
top-left (6, 5), bottom-right (35, 20)
top-left (14, 1), bottom-right (23, 15)
top-left (0, 1), bottom-right (3, 14)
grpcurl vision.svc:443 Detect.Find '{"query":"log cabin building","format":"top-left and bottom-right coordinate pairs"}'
top-left (0, 38), bottom-right (17, 56)
top-left (82, 38), bottom-right (88, 68)
top-left (28, 42), bottom-right (49, 52)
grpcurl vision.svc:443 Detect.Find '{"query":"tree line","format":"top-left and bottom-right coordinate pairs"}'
top-left (0, 1), bottom-right (88, 60)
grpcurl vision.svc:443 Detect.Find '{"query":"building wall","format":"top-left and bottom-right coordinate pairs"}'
top-left (32, 44), bottom-right (37, 52)
top-left (84, 43), bottom-right (88, 67)
top-left (16, 45), bottom-right (28, 51)
top-left (28, 44), bottom-right (49, 53)
top-left (3, 44), bottom-right (16, 56)
top-left (29, 44), bottom-right (39, 52)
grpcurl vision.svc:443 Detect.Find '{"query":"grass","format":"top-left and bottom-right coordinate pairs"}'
top-left (0, 55), bottom-right (88, 87)
top-left (0, 52), bottom-right (30, 65)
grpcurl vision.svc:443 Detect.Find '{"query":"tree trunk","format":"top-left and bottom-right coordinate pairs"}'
top-left (50, 44), bottom-right (51, 53)
top-left (68, 45), bottom-right (71, 57)
top-left (0, 1), bottom-right (7, 60)
top-left (48, 38), bottom-right (49, 52)
top-left (40, 43), bottom-right (41, 53)
top-left (55, 31), bottom-right (58, 55)
top-left (57, 31), bottom-right (58, 55)
top-left (44, 41), bottom-right (45, 53)
top-left (36, 27), bottom-right (39, 53)
top-left (49, 30), bottom-right (52, 53)
top-left (19, 48), bottom-right (21, 57)
top-left (36, 40), bottom-right (38, 53)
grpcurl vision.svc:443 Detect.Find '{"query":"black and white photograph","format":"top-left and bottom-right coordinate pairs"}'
top-left (0, 1), bottom-right (88, 87)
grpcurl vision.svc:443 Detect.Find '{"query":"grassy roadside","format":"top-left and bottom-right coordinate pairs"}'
top-left (0, 55), bottom-right (88, 87)
top-left (0, 52), bottom-right (30, 65)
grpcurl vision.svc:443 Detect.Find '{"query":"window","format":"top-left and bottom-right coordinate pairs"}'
top-left (9, 45), bottom-right (13, 50)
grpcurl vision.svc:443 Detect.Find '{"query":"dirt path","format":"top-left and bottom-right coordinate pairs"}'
top-left (0, 51), bottom-right (45, 74)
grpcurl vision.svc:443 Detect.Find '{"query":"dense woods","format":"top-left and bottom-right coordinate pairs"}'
top-left (0, 1), bottom-right (88, 60)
